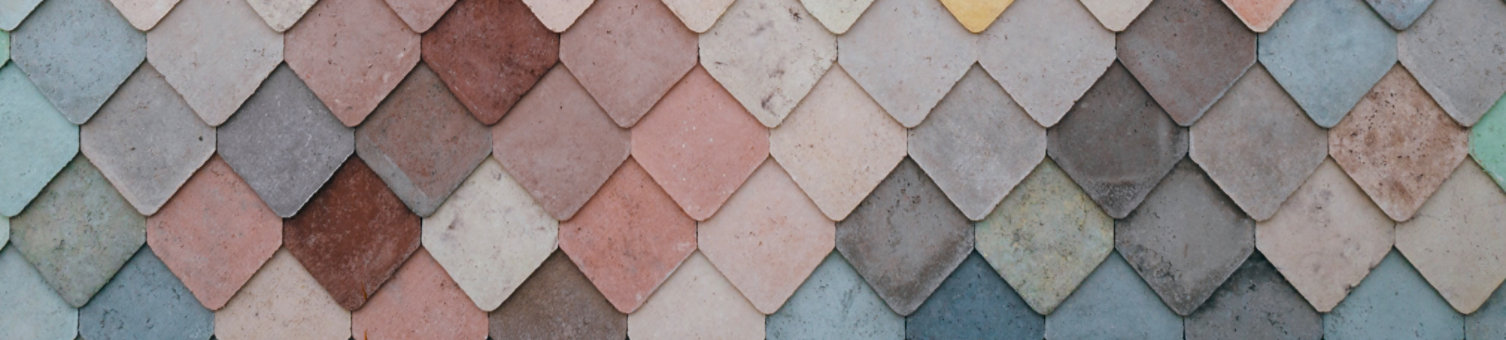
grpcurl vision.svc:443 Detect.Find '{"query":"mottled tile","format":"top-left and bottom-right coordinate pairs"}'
top-left (1221, 0), bottom-right (1293, 32)
top-left (0, 0), bottom-right (42, 30)
top-left (799, 0), bottom-right (871, 34)
top-left (80, 64), bottom-right (215, 215)
top-left (214, 249), bottom-right (351, 340)
top-left (632, 67), bottom-right (767, 220)
top-left (245, 0), bottom-right (316, 31)
top-left (0, 247), bottom-right (77, 340)
top-left (218, 65), bottom-right (354, 218)
top-left (909, 65), bottom-right (1043, 220)
top-left (938, 0), bottom-right (1010, 32)
top-left (1044, 252), bottom-right (1183, 339)
top-left (423, 157), bottom-right (557, 311)
top-left (1259, 0), bottom-right (1397, 128)
top-left (1258, 160), bottom-right (1394, 312)
top-left (8, 0), bottom-right (145, 124)
top-left (422, 0), bottom-right (557, 125)
top-left (1365, 0), bottom-right (1433, 30)
top-left (1399, 0), bottom-right (1506, 126)
top-left (351, 248), bottom-right (488, 339)
top-left (520, 0), bottom-right (590, 32)
top-left (977, 0), bottom-right (1115, 126)
top-left (1468, 283), bottom-right (1506, 339)
top-left (1396, 161), bottom-right (1506, 314)
top-left (78, 247), bottom-right (213, 340)
top-left (488, 251), bottom-right (627, 340)
top-left (628, 252), bottom-right (764, 340)
top-left (559, 0), bottom-right (697, 128)
top-left (284, 0), bottom-right (419, 126)
top-left (8, 156), bottom-right (145, 307)
top-left (108, 0), bottom-right (178, 30)
top-left (0, 63), bottom-right (77, 217)
top-left (1475, 96), bottom-right (1506, 190)
top-left (1118, 0), bottom-right (1254, 126)
top-left (147, 157), bottom-right (281, 310)
top-left (700, 0), bottom-right (835, 128)
top-left (905, 253), bottom-right (1043, 340)
top-left (661, 0), bottom-right (733, 32)
top-left (1077, 0), bottom-right (1150, 31)
top-left (1324, 251), bottom-right (1464, 340)
top-left (1185, 254), bottom-right (1322, 340)
top-left (837, 0), bottom-right (974, 127)
top-left (383, 0), bottom-right (453, 32)
top-left (766, 253), bottom-right (904, 340)
top-left (147, 0), bottom-right (282, 126)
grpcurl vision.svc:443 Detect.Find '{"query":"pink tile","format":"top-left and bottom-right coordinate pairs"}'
top-left (352, 248), bottom-right (488, 339)
top-left (1221, 0), bottom-right (1295, 32)
top-left (285, 0), bottom-right (420, 127)
top-left (559, 0), bottom-right (698, 128)
top-left (383, 0), bottom-right (454, 32)
top-left (147, 156), bottom-right (281, 310)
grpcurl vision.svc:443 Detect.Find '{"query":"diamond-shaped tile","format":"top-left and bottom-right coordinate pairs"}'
top-left (108, 0), bottom-right (178, 30)
top-left (1077, 0), bottom-right (1150, 31)
top-left (0, 247), bottom-right (77, 340)
top-left (1184, 254), bottom-right (1322, 340)
top-left (837, 159), bottom-right (973, 316)
top-left (938, 0), bottom-right (1011, 33)
top-left (1047, 62), bottom-right (1187, 219)
top-left (559, 0), bottom-right (697, 128)
top-left (977, 0), bottom-right (1114, 127)
top-left (909, 65), bottom-right (1044, 220)
top-left (520, 0), bottom-right (590, 32)
top-left (700, 0), bottom-right (835, 128)
top-left (1045, 252), bottom-right (1183, 339)
top-left (0, 64), bottom-right (77, 217)
top-left (799, 0), bottom-right (871, 34)
top-left (1191, 65), bottom-right (1327, 221)
top-left (1365, 0), bottom-right (1433, 30)
top-left (1469, 283), bottom-right (1506, 339)
top-left (837, 0), bottom-right (974, 127)
top-left (976, 159), bottom-right (1113, 315)
top-left (770, 66), bottom-right (906, 220)
top-left (147, 156), bottom-right (281, 310)
top-left (627, 252), bottom-right (764, 340)
top-left (78, 247), bottom-right (213, 340)
top-left (284, 0), bottom-right (419, 127)
top-left (906, 252), bottom-right (1044, 340)
top-left (1220, 0), bottom-right (1293, 32)
top-left (352, 248), bottom-right (488, 339)
top-left (147, 0), bottom-right (282, 126)
top-left (661, 0), bottom-right (732, 32)
top-left (1476, 97), bottom-right (1506, 191)
top-left (765, 252), bottom-right (904, 340)
top-left (383, 0), bottom-right (453, 32)
top-left (491, 66), bottom-right (630, 221)
top-left (219, 65), bottom-right (354, 218)
top-left (0, 0), bottom-right (42, 30)
top-left (558, 159), bottom-right (696, 313)
top-left (488, 251), bottom-right (628, 340)
top-left (9, 155), bottom-right (145, 307)
top-left (355, 64), bottom-right (492, 217)
top-left (632, 67), bottom-right (768, 220)
top-left (80, 64), bottom-right (215, 216)
top-left (9, 0), bottom-right (145, 124)
top-left (1396, 160), bottom-right (1506, 314)
top-left (1330, 65), bottom-right (1469, 221)
top-left (1399, 0), bottom-right (1506, 126)
top-left (699, 159), bottom-right (835, 314)
top-left (245, 0), bottom-right (316, 31)
top-left (423, 157), bottom-right (557, 311)
top-left (423, 0), bottom-right (556, 126)
top-left (1118, 0), bottom-right (1255, 126)
top-left (214, 249), bottom-right (352, 340)
top-left (283, 157), bottom-right (421, 311)
top-left (1259, 0), bottom-right (1396, 128)
top-left (1325, 251), bottom-right (1464, 340)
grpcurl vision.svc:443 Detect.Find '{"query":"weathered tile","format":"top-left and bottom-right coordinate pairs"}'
top-left (1330, 65), bottom-right (1469, 221)
top-left (628, 252), bottom-right (764, 340)
top-left (147, 156), bottom-right (281, 310)
top-left (108, 0), bottom-right (178, 30)
top-left (661, 0), bottom-right (733, 32)
top-left (0, 0), bottom-right (42, 30)
top-left (770, 66), bottom-right (906, 220)
top-left (1396, 161), bottom-right (1506, 314)
top-left (423, 0), bottom-right (557, 125)
top-left (80, 64), bottom-right (215, 216)
top-left (1259, 0), bottom-right (1397, 128)
top-left (558, 159), bottom-right (696, 313)
top-left (766, 252), bottom-right (904, 340)
top-left (245, 0), bottom-right (316, 31)
top-left (906, 252), bottom-right (1043, 340)
top-left (78, 247), bottom-right (213, 340)
top-left (1044, 252), bottom-right (1183, 339)
top-left (218, 65), bottom-right (355, 218)
top-left (423, 157), bottom-right (557, 311)
top-left (1118, 0), bottom-right (1254, 126)
top-left (1191, 65), bottom-right (1327, 221)
top-left (491, 66), bottom-right (630, 221)
top-left (1220, 0), bottom-right (1293, 32)
top-left (0, 247), bottom-right (77, 340)
top-left (977, 0), bottom-right (1115, 127)
top-left (355, 64), bottom-right (492, 217)
top-left (837, 0), bottom-right (974, 127)
top-left (520, 0), bottom-right (590, 32)
top-left (698, 159), bottom-right (835, 314)
top-left (1398, 0), bottom-right (1506, 126)
top-left (0, 63), bottom-right (77, 217)
top-left (837, 159), bottom-right (973, 316)
top-left (559, 0), bottom-right (697, 128)
top-left (283, 157), bottom-right (422, 311)
top-left (909, 65), bottom-right (1043, 220)
top-left (351, 248), bottom-right (488, 339)
top-left (1047, 62), bottom-right (1187, 219)
top-left (1185, 254), bottom-right (1322, 340)
top-left (1258, 160), bottom-right (1394, 312)
top-left (700, 0), bottom-right (835, 128)
top-left (1365, 0), bottom-right (1433, 30)
top-left (1325, 251), bottom-right (1464, 340)
top-left (8, 0), bottom-right (145, 124)
top-left (1475, 96), bottom-right (1506, 190)
top-left (1468, 284), bottom-right (1506, 339)
top-left (284, 0), bottom-right (419, 127)
top-left (1077, 0), bottom-right (1150, 31)
top-left (939, 0), bottom-right (1011, 33)
top-left (383, 0), bottom-right (453, 32)
top-left (799, 0), bottom-right (871, 34)
top-left (488, 251), bottom-right (627, 340)
top-left (147, 0), bottom-right (282, 126)
top-left (632, 67), bottom-right (767, 220)
top-left (214, 249), bottom-right (351, 340)
top-left (975, 160), bottom-right (1113, 315)
top-left (8, 156), bottom-right (145, 307)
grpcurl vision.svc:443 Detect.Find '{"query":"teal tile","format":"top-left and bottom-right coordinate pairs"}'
top-left (1325, 251), bottom-right (1464, 340)
top-left (1467, 283), bottom-right (1506, 339)
top-left (766, 252), bottom-right (903, 340)
top-left (1364, 0), bottom-right (1433, 30)
top-left (78, 247), bottom-right (213, 340)
top-left (1, 31), bottom-right (8, 62)
top-left (0, 0), bottom-right (42, 30)
top-left (1259, 0), bottom-right (1396, 128)
top-left (0, 247), bottom-right (77, 340)
top-left (0, 63), bottom-right (78, 217)
top-left (1045, 252), bottom-right (1182, 339)
top-left (906, 252), bottom-right (1043, 340)
top-left (1471, 95), bottom-right (1506, 191)
top-left (8, 0), bottom-right (146, 124)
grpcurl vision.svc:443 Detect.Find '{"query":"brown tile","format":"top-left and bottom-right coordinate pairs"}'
top-left (1117, 0), bottom-right (1256, 126)
top-left (351, 248), bottom-right (488, 339)
top-left (559, 0), bottom-right (698, 128)
top-left (284, 0), bottom-right (420, 127)
top-left (147, 156), bottom-right (281, 310)
top-left (488, 251), bottom-right (627, 340)
top-left (422, 0), bottom-right (558, 125)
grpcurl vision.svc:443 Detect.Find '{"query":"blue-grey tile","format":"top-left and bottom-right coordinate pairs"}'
top-left (767, 252), bottom-right (903, 340)
top-left (0, 246), bottom-right (78, 340)
top-left (1045, 252), bottom-right (1182, 340)
top-left (1259, 0), bottom-right (1397, 128)
top-left (906, 252), bottom-right (1043, 340)
top-left (1325, 250), bottom-right (1464, 340)
top-left (1364, 0), bottom-right (1433, 30)
top-left (8, 0), bottom-right (145, 124)
top-left (1185, 254), bottom-right (1321, 340)
top-left (0, 63), bottom-right (78, 217)
top-left (78, 246), bottom-right (213, 340)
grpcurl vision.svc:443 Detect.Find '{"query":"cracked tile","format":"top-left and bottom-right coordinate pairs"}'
top-left (0, 0), bottom-right (42, 30)
top-left (1259, 0), bottom-right (1397, 128)
top-left (284, 0), bottom-right (419, 126)
top-left (1117, 0), bottom-right (1255, 126)
top-left (1220, 0), bottom-right (1293, 32)
top-left (1475, 96), bottom-right (1506, 190)
top-left (108, 0), bottom-right (178, 30)
top-left (559, 0), bottom-right (697, 128)
top-left (520, 0), bottom-right (591, 32)
top-left (632, 67), bottom-right (768, 220)
top-left (1077, 0), bottom-right (1150, 31)
top-left (628, 252), bottom-right (764, 340)
top-left (423, 157), bottom-right (557, 311)
top-left (352, 248), bottom-right (489, 339)
top-left (766, 253), bottom-right (904, 340)
top-left (799, 0), bottom-right (871, 34)
top-left (1044, 252), bottom-right (1183, 339)
top-left (906, 252), bottom-right (1043, 340)
top-left (837, 0), bottom-right (975, 127)
top-left (1398, 0), bottom-right (1506, 126)
top-left (1396, 160), bottom-right (1506, 314)
top-left (1325, 251), bottom-right (1464, 340)
top-left (78, 247), bottom-right (213, 340)
top-left (8, 0), bottom-right (145, 124)
top-left (147, 156), bottom-right (281, 310)
top-left (977, 0), bottom-right (1115, 127)
top-left (245, 0), bottom-right (316, 31)
top-left (8, 155), bottom-right (145, 307)
top-left (488, 251), bottom-right (627, 340)
top-left (423, 0), bottom-right (557, 125)
top-left (383, 0), bottom-right (453, 32)
top-left (1365, 0), bottom-right (1433, 30)
top-left (0, 63), bottom-right (77, 217)
top-left (214, 249), bottom-right (352, 340)
top-left (700, 0), bottom-right (835, 128)
top-left (147, 0), bottom-right (282, 126)
top-left (0, 247), bottom-right (77, 340)
top-left (938, 0), bottom-right (1011, 33)
top-left (1184, 255), bottom-right (1322, 340)
top-left (80, 64), bottom-right (215, 216)
top-left (661, 0), bottom-right (733, 32)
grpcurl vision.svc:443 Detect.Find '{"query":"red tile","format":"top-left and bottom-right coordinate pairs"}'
top-left (422, 0), bottom-right (558, 125)
top-left (352, 248), bottom-right (488, 339)
top-left (559, 0), bottom-right (698, 128)
top-left (147, 156), bottom-right (281, 310)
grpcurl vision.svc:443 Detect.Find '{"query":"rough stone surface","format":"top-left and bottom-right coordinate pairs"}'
top-left (1475, 97), bottom-right (1506, 191)
top-left (1396, 161), bottom-right (1506, 314)
top-left (1077, 0), bottom-right (1150, 31)
top-left (837, 0), bottom-right (975, 128)
top-left (1324, 251), bottom-right (1465, 340)
top-left (1185, 254), bottom-right (1322, 340)
top-left (661, 0), bottom-right (733, 32)
top-left (799, 0), bottom-right (872, 34)
top-left (108, 0), bottom-right (178, 30)
top-left (147, 0), bottom-right (282, 126)
top-left (1399, 0), bottom-right (1506, 126)
top-left (1117, 0), bottom-right (1255, 126)
top-left (283, 157), bottom-right (422, 311)
top-left (700, 0), bottom-right (836, 128)
top-left (383, 0), bottom-right (454, 32)
top-left (1468, 282), bottom-right (1506, 339)
top-left (214, 249), bottom-right (352, 340)
top-left (627, 252), bottom-right (764, 340)
top-left (9, 156), bottom-right (145, 308)
top-left (977, 0), bottom-right (1115, 126)
top-left (423, 157), bottom-right (558, 311)
top-left (147, 157), bottom-right (281, 310)
top-left (905, 253), bottom-right (1044, 340)
top-left (1365, 0), bottom-right (1433, 30)
top-left (245, 0), bottom-right (316, 31)
top-left (0, 247), bottom-right (78, 340)
top-left (1330, 65), bottom-right (1469, 222)
top-left (8, 0), bottom-right (145, 124)
top-left (766, 253), bottom-right (904, 340)
top-left (0, 64), bottom-right (78, 217)
top-left (80, 64), bottom-right (216, 216)
top-left (938, 0), bottom-right (1011, 32)
top-left (559, 0), bottom-right (697, 128)
top-left (78, 248), bottom-right (213, 340)
top-left (1220, 0), bottom-right (1293, 32)
top-left (284, 0), bottom-right (420, 126)
top-left (1045, 252), bottom-right (1183, 340)
top-left (351, 248), bottom-right (489, 339)
top-left (0, 0), bottom-right (42, 30)
top-left (356, 64), bottom-right (492, 217)
top-left (1259, 0), bottom-right (1397, 128)
top-left (488, 251), bottom-right (627, 340)
top-left (423, 0), bottom-right (557, 125)
top-left (632, 67), bottom-right (768, 220)
top-left (520, 0), bottom-right (591, 32)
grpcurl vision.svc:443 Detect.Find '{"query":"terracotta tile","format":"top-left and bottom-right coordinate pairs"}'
top-left (520, 0), bottom-right (591, 32)
top-left (355, 64), bottom-right (492, 217)
top-left (977, 0), bottom-right (1114, 127)
top-left (1325, 251), bottom-right (1464, 339)
top-left (836, 159), bottom-right (973, 316)
top-left (0, 64), bottom-right (78, 217)
top-left (909, 65), bottom-right (1044, 220)
top-left (1469, 284), bottom-right (1506, 339)
top-left (0, 247), bottom-right (77, 340)
top-left (769, 66), bottom-right (906, 220)
top-left (1474, 97), bottom-right (1506, 190)
top-left (975, 160), bottom-right (1113, 315)
top-left (147, 157), bottom-right (281, 310)
top-left (557, 159), bottom-right (696, 313)
top-left (245, 0), bottom-right (316, 31)
top-left (765, 253), bottom-right (904, 339)
top-left (906, 253), bottom-right (1043, 340)
top-left (661, 0), bottom-right (733, 32)
top-left (938, 0), bottom-right (1011, 33)
top-left (698, 159), bottom-right (835, 314)
top-left (422, 157), bottom-right (557, 311)
top-left (1047, 62), bottom-right (1187, 219)
top-left (8, 155), bottom-right (145, 307)
top-left (1258, 0), bottom-right (1396, 128)
top-left (1220, 0), bottom-right (1293, 32)
top-left (491, 66), bottom-right (630, 221)
top-left (214, 249), bottom-right (352, 340)
top-left (283, 157), bottom-right (422, 311)
top-left (1330, 65), bottom-right (1469, 221)
top-left (632, 67), bottom-right (768, 220)
top-left (559, 0), bottom-right (697, 128)
top-left (1396, 161), bottom-right (1506, 314)
top-left (147, 0), bottom-right (282, 126)
top-left (1118, 0), bottom-right (1254, 126)
top-left (422, 0), bottom-right (557, 125)
top-left (1191, 65), bottom-right (1328, 221)
top-left (1365, 0), bottom-right (1433, 30)
top-left (799, 0), bottom-right (872, 34)
top-left (699, 0), bottom-right (836, 128)
top-left (351, 248), bottom-right (488, 339)
top-left (627, 252), bottom-right (764, 340)
top-left (1399, 0), bottom-right (1506, 126)
top-left (383, 0), bottom-right (453, 32)
top-left (1044, 252), bottom-right (1183, 339)
top-left (8, 0), bottom-right (145, 124)
top-left (1184, 255), bottom-right (1322, 340)
top-left (488, 251), bottom-right (627, 340)
top-left (1257, 159), bottom-right (1394, 312)
top-left (837, 0), bottom-right (975, 127)
top-left (218, 65), bottom-right (355, 218)
top-left (0, 0), bottom-right (41, 30)
top-left (80, 64), bottom-right (216, 215)
top-left (108, 0), bottom-right (178, 30)
top-left (1076, 0), bottom-right (1150, 31)
top-left (284, 0), bottom-right (419, 127)
top-left (78, 247), bottom-right (213, 340)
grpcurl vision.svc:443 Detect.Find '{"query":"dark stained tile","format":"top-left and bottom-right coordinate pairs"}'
top-left (488, 251), bottom-right (628, 340)
top-left (905, 252), bottom-right (1044, 340)
top-left (422, 0), bottom-right (558, 125)
top-left (78, 247), bottom-right (213, 340)
top-left (1117, 0), bottom-right (1256, 126)
top-left (8, 0), bottom-right (145, 124)
top-left (1220, 0), bottom-right (1294, 32)
top-left (1185, 254), bottom-right (1322, 340)
top-left (558, 0), bottom-right (697, 128)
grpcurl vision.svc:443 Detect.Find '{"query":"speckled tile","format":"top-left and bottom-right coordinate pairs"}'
top-left (245, 0), bottom-right (316, 31)
top-left (1184, 254), bottom-right (1322, 340)
top-left (1117, 0), bottom-right (1255, 126)
top-left (1398, 0), bottom-right (1506, 127)
top-left (837, 0), bottom-right (975, 127)
top-left (1365, 0), bottom-right (1433, 30)
top-left (1468, 283), bottom-right (1506, 339)
top-left (1044, 252), bottom-right (1183, 340)
top-left (214, 249), bottom-right (352, 340)
top-left (422, 0), bottom-right (557, 126)
top-left (108, 0), bottom-right (178, 30)
top-left (79, 63), bottom-right (215, 216)
top-left (382, 0), bottom-right (454, 32)
top-left (1324, 250), bottom-right (1464, 340)
top-left (147, 156), bottom-right (281, 310)
top-left (977, 0), bottom-right (1115, 127)
top-left (1396, 161), bottom-right (1506, 314)
top-left (699, 0), bottom-right (835, 128)
top-left (799, 0), bottom-right (872, 34)
top-left (627, 252), bottom-right (764, 340)
top-left (8, 0), bottom-right (145, 124)
top-left (520, 0), bottom-right (591, 32)
top-left (422, 157), bottom-right (557, 311)
top-left (1077, 0), bottom-right (1150, 31)
top-left (0, 0), bottom-right (42, 30)
top-left (0, 247), bottom-right (78, 340)
top-left (1259, 0), bottom-right (1397, 128)
top-left (351, 248), bottom-right (488, 339)
top-left (905, 252), bottom-right (1043, 340)
top-left (0, 63), bottom-right (78, 217)
top-left (78, 247), bottom-right (213, 340)
top-left (1475, 96), bottom-right (1506, 190)
top-left (488, 251), bottom-right (627, 340)
top-left (938, 0), bottom-right (1011, 33)
top-left (559, 0), bottom-right (697, 128)
top-left (1220, 0), bottom-right (1293, 32)
top-left (284, 0), bottom-right (419, 127)
top-left (146, 0), bottom-right (282, 126)
top-left (660, 0), bottom-right (733, 32)
top-left (766, 252), bottom-right (904, 340)
top-left (8, 155), bottom-right (145, 307)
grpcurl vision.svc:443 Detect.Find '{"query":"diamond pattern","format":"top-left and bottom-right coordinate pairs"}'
top-left (0, 64), bottom-right (78, 217)
top-left (147, 0), bottom-right (282, 126)
top-left (8, 155), bottom-right (145, 307)
top-left (487, 251), bottom-right (628, 340)
top-left (1220, 0), bottom-right (1294, 32)
top-left (9, 0), bottom-right (145, 124)
top-left (1117, 0), bottom-right (1255, 126)
top-left (559, 0), bottom-right (697, 128)
top-left (423, 157), bottom-right (558, 311)
top-left (78, 247), bottom-right (213, 340)
top-left (1324, 251), bottom-right (1464, 339)
top-left (838, 0), bottom-right (975, 127)
top-left (245, 0), bottom-right (316, 31)
top-left (1045, 252), bottom-right (1183, 339)
top-left (351, 248), bottom-right (489, 339)
top-left (422, 0), bottom-right (557, 125)
top-left (660, 0), bottom-right (733, 32)
top-left (284, 0), bottom-right (420, 126)
top-left (1396, 160), bottom-right (1506, 314)
top-left (766, 253), bottom-right (904, 340)
top-left (382, 0), bottom-right (454, 32)
top-left (628, 252), bottom-right (765, 339)
top-left (1365, 0), bottom-right (1433, 30)
top-left (1183, 255), bottom-right (1322, 340)
top-left (906, 253), bottom-right (1044, 340)
top-left (147, 156), bottom-right (281, 310)
top-left (80, 64), bottom-right (215, 215)
top-left (1398, 0), bottom-right (1506, 126)
top-left (799, 0), bottom-right (872, 34)
top-left (1077, 0), bottom-right (1150, 31)
top-left (214, 249), bottom-right (352, 340)
top-left (1259, 0), bottom-right (1397, 128)
top-left (0, 247), bottom-right (78, 340)
top-left (108, 0), bottom-right (179, 30)
top-left (520, 0), bottom-right (591, 32)
top-left (700, 0), bottom-right (836, 128)
top-left (977, 0), bottom-right (1115, 127)
top-left (938, 0), bottom-right (1013, 33)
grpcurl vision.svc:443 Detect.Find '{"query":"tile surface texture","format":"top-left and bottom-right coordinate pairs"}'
top-left (0, 64), bottom-right (78, 217)
top-left (422, 158), bottom-right (558, 311)
top-left (627, 252), bottom-right (764, 340)
top-left (422, 0), bottom-right (557, 125)
top-left (660, 0), bottom-right (733, 32)
top-left (108, 0), bottom-right (178, 30)
top-left (977, 0), bottom-right (1115, 127)
top-left (1324, 251), bottom-right (1465, 340)
top-left (383, 0), bottom-right (455, 32)
top-left (80, 64), bottom-right (216, 216)
top-left (78, 248), bottom-right (214, 340)
top-left (1398, 0), bottom-right (1506, 126)
top-left (1220, 0), bottom-right (1293, 32)
top-left (1395, 161), bottom-right (1506, 314)
top-left (1476, 97), bottom-right (1506, 190)
top-left (1258, 0), bottom-right (1397, 128)
top-left (905, 252), bottom-right (1044, 340)
top-left (147, 157), bottom-right (282, 310)
top-left (837, 0), bottom-right (975, 127)
top-left (0, 247), bottom-right (79, 340)
top-left (1183, 255), bottom-right (1322, 340)
top-left (1117, 0), bottom-right (1255, 126)
top-left (147, 0), bottom-right (283, 126)
top-left (284, 0), bottom-right (420, 127)
top-left (245, 0), bottom-right (316, 31)
top-left (799, 0), bottom-right (873, 34)
top-left (350, 248), bottom-right (489, 339)
top-left (1045, 252), bottom-right (1183, 339)
top-left (699, 0), bottom-right (836, 128)
top-left (1076, 0), bottom-right (1150, 31)
top-left (520, 0), bottom-right (592, 32)
top-left (559, 0), bottom-right (698, 128)
top-left (765, 253), bottom-right (905, 340)
top-left (1365, 0), bottom-right (1434, 30)
top-left (937, 0), bottom-right (1012, 33)
top-left (214, 249), bottom-right (352, 340)
top-left (0, 0), bottom-right (42, 30)
top-left (487, 251), bottom-right (628, 340)
top-left (8, 0), bottom-right (145, 124)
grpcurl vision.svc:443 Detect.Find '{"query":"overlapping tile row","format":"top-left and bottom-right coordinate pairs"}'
top-left (3, 0), bottom-right (1506, 338)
